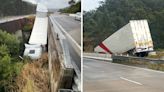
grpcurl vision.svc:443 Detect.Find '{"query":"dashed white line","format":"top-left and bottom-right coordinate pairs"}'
top-left (120, 77), bottom-right (143, 85)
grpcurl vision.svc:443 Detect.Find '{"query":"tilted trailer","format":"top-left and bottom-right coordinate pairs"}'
top-left (94, 20), bottom-right (154, 57)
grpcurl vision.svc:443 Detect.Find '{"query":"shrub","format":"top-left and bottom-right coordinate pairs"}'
top-left (0, 30), bottom-right (20, 56)
top-left (0, 30), bottom-right (24, 91)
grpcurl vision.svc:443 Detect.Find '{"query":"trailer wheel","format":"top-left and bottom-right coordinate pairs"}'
top-left (136, 52), bottom-right (148, 57)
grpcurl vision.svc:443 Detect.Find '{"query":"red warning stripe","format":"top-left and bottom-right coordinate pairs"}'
top-left (99, 43), bottom-right (113, 54)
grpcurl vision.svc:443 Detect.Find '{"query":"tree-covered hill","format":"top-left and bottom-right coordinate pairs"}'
top-left (60, 1), bottom-right (81, 13)
top-left (0, 0), bottom-right (36, 17)
top-left (84, 0), bottom-right (164, 51)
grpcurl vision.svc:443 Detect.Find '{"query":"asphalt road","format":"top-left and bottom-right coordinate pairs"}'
top-left (84, 58), bottom-right (164, 92)
top-left (52, 14), bottom-right (81, 45)
top-left (50, 14), bottom-right (81, 71)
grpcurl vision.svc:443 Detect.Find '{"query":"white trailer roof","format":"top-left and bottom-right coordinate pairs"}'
top-left (29, 17), bottom-right (48, 45)
top-left (37, 3), bottom-right (48, 12)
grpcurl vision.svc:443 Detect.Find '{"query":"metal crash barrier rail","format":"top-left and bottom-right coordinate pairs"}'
top-left (48, 15), bottom-right (81, 92)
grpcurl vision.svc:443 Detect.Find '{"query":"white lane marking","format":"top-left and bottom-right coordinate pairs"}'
top-left (113, 62), bottom-right (164, 74)
top-left (83, 55), bottom-right (164, 74)
top-left (53, 16), bottom-right (80, 47)
top-left (52, 16), bottom-right (81, 55)
top-left (83, 56), bottom-right (112, 61)
top-left (120, 77), bottom-right (143, 85)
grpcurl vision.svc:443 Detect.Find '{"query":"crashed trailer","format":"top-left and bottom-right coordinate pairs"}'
top-left (94, 20), bottom-right (154, 57)
top-left (24, 3), bottom-right (48, 59)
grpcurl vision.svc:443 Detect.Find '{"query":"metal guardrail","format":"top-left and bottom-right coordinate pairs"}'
top-left (51, 17), bottom-right (81, 91)
top-left (49, 16), bottom-right (81, 92)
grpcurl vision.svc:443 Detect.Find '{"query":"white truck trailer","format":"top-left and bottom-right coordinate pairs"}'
top-left (94, 20), bottom-right (154, 57)
top-left (24, 3), bottom-right (48, 59)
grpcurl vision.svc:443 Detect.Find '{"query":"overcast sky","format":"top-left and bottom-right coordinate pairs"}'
top-left (22, 0), bottom-right (70, 9)
top-left (23, 0), bottom-right (104, 11)
top-left (83, 0), bottom-right (105, 11)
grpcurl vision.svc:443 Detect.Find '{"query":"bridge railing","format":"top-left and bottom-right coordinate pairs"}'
top-left (50, 15), bottom-right (81, 91)
top-left (48, 16), bottom-right (80, 92)
top-left (48, 18), bottom-right (74, 92)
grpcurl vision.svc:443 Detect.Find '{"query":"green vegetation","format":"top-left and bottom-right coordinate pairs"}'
top-left (22, 16), bottom-right (35, 44)
top-left (23, 24), bottom-right (33, 32)
top-left (22, 16), bottom-right (35, 31)
top-left (60, 2), bottom-right (81, 13)
top-left (0, 30), bottom-right (49, 92)
top-left (0, 30), bottom-right (24, 92)
top-left (0, 31), bottom-right (20, 56)
top-left (0, 0), bottom-right (35, 17)
top-left (148, 52), bottom-right (164, 59)
top-left (84, 0), bottom-right (164, 51)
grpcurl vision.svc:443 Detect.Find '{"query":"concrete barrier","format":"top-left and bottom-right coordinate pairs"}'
top-left (83, 53), bottom-right (164, 64)
top-left (48, 17), bottom-right (76, 92)
top-left (112, 55), bottom-right (164, 64)
top-left (83, 53), bottom-right (112, 62)
top-left (84, 53), bottom-right (112, 58)
top-left (50, 15), bottom-right (81, 92)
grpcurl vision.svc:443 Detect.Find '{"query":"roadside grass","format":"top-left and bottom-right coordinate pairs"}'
top-left (22, 79), bottom-right (36, 92)
top-left (8, 53), bottom-right (50, 92)
top-left (148, 49), bottom-right (164, 59)
top-left (148, 52), bottom-right (164, 59)
top-left (148, 63), bottom-right (164, 71)
top-left (113, 50), bottom-right (164, 71)
top-left (113, 59), bottom-right (148, 68)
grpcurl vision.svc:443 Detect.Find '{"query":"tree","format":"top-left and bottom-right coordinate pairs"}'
top-left (0, 0), bottom-right (36, 17)
top-left (84, 0), bottom-right (164, 51)
top-left (60, 1), bottom-right (81, 13)
top-left (0, 30), bottom-right (20, 56)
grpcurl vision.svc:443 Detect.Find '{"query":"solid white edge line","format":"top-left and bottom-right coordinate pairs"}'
top-left (83, 56), bottom-right (112, 61)
top-left (81, 5), bottom-right (83, 92)
top-left (53, 17), bottom-right (81, 50)
top-left (120, 77), bottom-right (143, 85)
top-left (113, 62), bottom-right (164, 74)
top-left (84, 55), bottom-right (164, 74)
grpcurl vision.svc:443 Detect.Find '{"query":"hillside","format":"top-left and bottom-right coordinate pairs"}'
top-left (60, 1), bottom-right (81, 13)
top-left (0, 0), bottom-right (36, 17)
top-left (83, 0), bottom-right (164, 51)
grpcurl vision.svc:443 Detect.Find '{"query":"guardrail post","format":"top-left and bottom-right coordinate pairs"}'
top-left (59, 68), bottom-right (74, 89)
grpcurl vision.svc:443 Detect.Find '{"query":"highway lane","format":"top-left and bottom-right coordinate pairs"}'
top-left (84, 58), bottom-right (164, 92)
top-left (51, 14), bottom-right (81, 45)
top-left (50, 14), bottom-right (81, 71)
